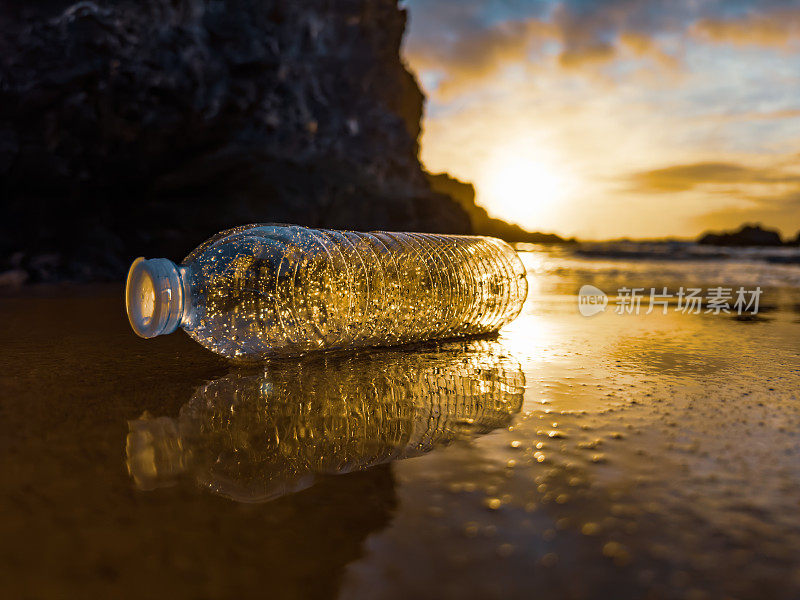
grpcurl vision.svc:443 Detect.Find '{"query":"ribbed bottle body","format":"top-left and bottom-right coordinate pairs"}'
top-left (181, 224), bottom-right (527, 359)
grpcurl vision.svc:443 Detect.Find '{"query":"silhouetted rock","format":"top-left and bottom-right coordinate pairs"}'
top-left (697, 224), bottom-right (783, 247)
top-left (0, 0), bottom-right (471, 282)
top-left (426, 173), bottom-right (574, 244)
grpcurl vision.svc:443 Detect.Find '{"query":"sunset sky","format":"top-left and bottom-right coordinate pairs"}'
top-left (402, 0), bottom-right (800, 240)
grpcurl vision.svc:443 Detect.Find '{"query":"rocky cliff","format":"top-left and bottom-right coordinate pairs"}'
top-left (0, 0), bottom-right (471, 282)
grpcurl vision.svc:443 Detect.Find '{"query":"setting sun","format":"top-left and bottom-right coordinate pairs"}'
top-left (477, 145), bottom-right (571, 230)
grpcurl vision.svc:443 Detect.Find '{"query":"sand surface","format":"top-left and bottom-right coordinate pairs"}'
top-left (1, 249), bottom-right (799, 599)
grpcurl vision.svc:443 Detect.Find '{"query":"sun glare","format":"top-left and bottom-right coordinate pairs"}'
top-left (476, 145), bottom-right (571, 231)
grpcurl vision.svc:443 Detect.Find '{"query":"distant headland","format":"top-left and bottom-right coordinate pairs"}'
top-left (697, 224), bottom-right (800, 247)
top-left (426, 173), bottom-right (575, 244)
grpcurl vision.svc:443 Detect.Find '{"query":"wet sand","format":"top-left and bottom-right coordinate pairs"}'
top-left (1, 250), bottom-right (799, 599)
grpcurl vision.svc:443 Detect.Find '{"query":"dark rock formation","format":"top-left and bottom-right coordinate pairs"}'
top-left (0, 0), bottom-right (471, 283)
top-left (697, 224), bottom-right (783, 247)
top-left (426, 172), bottom-right (573, 244)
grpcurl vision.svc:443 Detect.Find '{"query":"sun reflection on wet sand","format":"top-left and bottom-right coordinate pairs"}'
top-left (338, 249), bottom-right (800, 600)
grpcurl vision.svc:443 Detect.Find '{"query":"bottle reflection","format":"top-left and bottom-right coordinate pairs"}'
top-left (127, 340), bottom-right (524, 502)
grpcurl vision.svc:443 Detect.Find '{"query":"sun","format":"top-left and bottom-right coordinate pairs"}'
top-left (477, 146), bottom-right (569, 230)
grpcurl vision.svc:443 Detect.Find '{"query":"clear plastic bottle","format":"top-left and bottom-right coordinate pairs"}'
top-left (126, 224), bottom-right (528, 359)
top-left (126, 340), bottom-right (525, 500)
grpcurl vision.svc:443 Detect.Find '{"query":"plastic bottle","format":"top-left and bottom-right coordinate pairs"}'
top-left (126, 224), bottom-right (528, 358)
top-left (126, 340), bottom-right (524, 501)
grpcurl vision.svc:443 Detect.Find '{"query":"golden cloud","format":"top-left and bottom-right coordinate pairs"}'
top-left (628, 162), bottom-right (800, 192)
top-left (619, 32), bottom-right (680, 70)
top-left (404, 18), bottom-right (557, 79)
top-left (557, 42), bottom-right (616, 69)
top-left (693, 9), bottom-right (800, 48)
top-left (405, 18), bottom-right (680, 98)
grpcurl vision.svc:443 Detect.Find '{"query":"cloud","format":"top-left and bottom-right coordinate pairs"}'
top-left (555, 31), bottom-right (681, 70)
top-left (404, 0), bottom-right (800, 96)
top-left (627, 162), bottom-right (800, 193)
top-left (693, 9), bottom-right (800, 48)
top-left (404, 18), bottom-right (558, 96)
top-left (557, 42), bottom-right (615, 69)
top-left (404, 8), bottom-right (681, 95)
top-left (707, 108), bottom-right (800, 123)
top-left (618, 31), bottom-right (680, 69)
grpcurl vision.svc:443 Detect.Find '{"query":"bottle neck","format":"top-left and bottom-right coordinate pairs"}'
top-left (126, 257), bottom-right (190, 338)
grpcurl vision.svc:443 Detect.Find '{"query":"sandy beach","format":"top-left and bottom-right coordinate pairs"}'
top-left (1, 246), bottom-right (798, 599)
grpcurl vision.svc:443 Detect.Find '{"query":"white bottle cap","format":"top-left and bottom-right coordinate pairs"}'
top-left (126, 257), bottom-right (185, 338)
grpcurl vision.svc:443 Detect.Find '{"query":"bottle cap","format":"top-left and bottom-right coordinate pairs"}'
top-left (126, 257), bottom-right (185, 338)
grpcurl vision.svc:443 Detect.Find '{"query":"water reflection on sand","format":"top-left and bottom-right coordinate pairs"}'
top-left (337, 249), bottom-right (800, 600)
top-left (2, 247), bottom-right (800, 599)
top-left (126, 341), bottom-right (524, 502)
